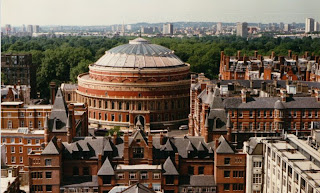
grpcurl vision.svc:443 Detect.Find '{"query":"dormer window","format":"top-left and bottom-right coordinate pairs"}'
top-left (133, 147), bottom-right (144, 158)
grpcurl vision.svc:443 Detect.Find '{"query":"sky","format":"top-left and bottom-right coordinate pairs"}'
top-left (1, 0), bottom-right (320, 26)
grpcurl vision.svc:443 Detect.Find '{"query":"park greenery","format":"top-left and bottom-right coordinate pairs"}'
top-left (2, 35), bottom-right (320, 100)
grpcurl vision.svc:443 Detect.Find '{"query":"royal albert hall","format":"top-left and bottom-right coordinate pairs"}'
top-left (77, 38), bottom-right (190, 132)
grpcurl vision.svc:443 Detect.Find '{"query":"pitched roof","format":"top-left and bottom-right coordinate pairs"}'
top-left (196, 141), bottom-right (205, 151)
top-left (163, 157), bottom-right (179, 175)
top-left (49, 88), bottom-right (68, 132)
top-left (97, 158), bottom-right (114, 175)
top-left (42, 139), bottom-right (59, 155)
top-left (189, 175), bottom-right (216, 186)
top-left (120, 183), bottom-right (155, 193)
top-left (186, 141), bottom-right (194, 151)
top-left (216, 136), bottom-right (235, 154)
top-left (161, 139), bottom-right (174, 151)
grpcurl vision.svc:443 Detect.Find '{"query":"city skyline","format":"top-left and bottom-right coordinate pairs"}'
top-left (1, 0), bottom-right (320, 26)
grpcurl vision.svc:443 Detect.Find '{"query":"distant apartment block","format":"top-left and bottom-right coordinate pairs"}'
top-left (1, 53), bottom-right (37, 98)
top-left (306, 18), bottom-right (315, 33)
top-left (236, 22), bottom-right (248, 38)
top-left (163, 23), bottom-right (173, 35)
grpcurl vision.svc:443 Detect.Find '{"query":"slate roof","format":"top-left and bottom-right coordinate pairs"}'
top-left (42, 138), bottom-right (59, 155)
top-left (49, 88), bottom-right (68, 132)
top-left (120, 183), bottom-right (155, 193)
top-left (216, 136), bottom-right (235, 154)
top-left (189, 175), bottom-right (215, 186)
top-left (98, 158), bottom-right (114, 175)
top-left (62, 175), bottom-right (98, 188)
top-left (163, 157), bottom-right (179, 175)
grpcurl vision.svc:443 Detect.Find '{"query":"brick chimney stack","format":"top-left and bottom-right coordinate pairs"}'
top-left (124, 132), bottom-right (129, 164)
top-left (148, 135), bottom-right (153, 164)
top-left (254, 51), bottom-right (258, 58)
top-left (237, 50), bottom-right (241, 60)
top-left (288, 50), bottom-right (292, 58)
top-left (50, 82), bottom-right (56, 105)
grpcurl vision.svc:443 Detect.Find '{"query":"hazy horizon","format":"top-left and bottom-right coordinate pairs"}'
top-left (2, 0), bottom-right (320, 26)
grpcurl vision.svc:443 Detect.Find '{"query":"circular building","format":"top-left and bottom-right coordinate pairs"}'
top-left (77, 38), bottom-right (190, 132)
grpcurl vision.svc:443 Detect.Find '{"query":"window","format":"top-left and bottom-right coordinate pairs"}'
top-left (111, 114), bottom-right (115, 121)
top-left (103, 176), bottom-right (111, 185)
top-left (165, 176), bottom-right (174, 185)
top-left (233, 184), bottom-right (244, 191)
top-left (83, 167), bottom-right (90, 176)
top-left (35, 139), bottom-right (40, 144)
top-left (235, 157), bottom-right (242, 163)
top-left (233, 171), bottom-right (244, 178)
top-left (119, 102), bottom-right (122, 110)
top-left (11, 156), bottom-right (16, 163)
top-left (188, 166), bottom-right (194, 175)
top-left (73, 167), bottom-right (79, 176)
top-left (308, 110), bottom-right (312, 118)
top-left (20, 156), bottom-right (23, 163)
top-left (99, 113), bottom-right (101, 120)
top-left (249, 110), bottom-right (253, 117)
top-left (105, 101), bottom-right (108, 109)
top-left (46, 172), bottom-right (52, 178)
top-left (38, 112), bottom-right (41, 116)
top-left (198, 166), bottom-right (204, 175)
top-left (253, 161), bottom-right (262, 168)
top-left (138, 103), bottom-right (142, 110)
top-left (20, 112), bottom-right (24, 117)
top-left (264, 110), bottom-right (267, 117)
top-left (118, 114), bottom-right (122, 122)
top-left (11, 146), bottom-right (15, 153)
top-left (20, 120), bottom-right (24, 127)
top-left (270, 110), bottom-right (273, 117)
top-left (8, 120), bottom-right (12, 129)
top-left (38, 121), bottom-right (41, 128)
top-left (31, 185), bottom-right (43, 192)
top-left (111, 102), bottom-right (115, 109)
top-left (46, 185), bottom-right (52, 192)
top-left (27, 139), bottom-right (32, 144)
top-left (129, 172), bottom-right (136, 179)
top-left (231, 110), bottom-right (235, 117)
top-left (253, 174), bottom-right (262, 184)
top-left (126, 114), bottom-right (130, 122)
top-left (140, 171), bottom-right (148, 179)
top-left (2, 138), bottom-right (6, 143)
top-left (31, 172), bottom-right (43, 179)
top-left (8, 112), bottom-right (11, 117)
top-left (11, 138), bottom-right (15, 143)
top-left (224, 158), bottom-right (231, 165)
top-left (29, 121), bottom-right (33, 128)
top-left (239, 111), bottom-right (243, 117)
top-left (223, 184), bottom-right (230, 191)
top-left (45, 159), bottom-right (52, 166)
top-left (153, 173), bottom-right (160, 179)
top-left (133, 147), bottom-right (144, 158)
top-left (126, 102), bottom-right (130, 110)
top-left (117, 173), bottom-right (124, 179)
top-left (224, 171), bottom-right (230, 178)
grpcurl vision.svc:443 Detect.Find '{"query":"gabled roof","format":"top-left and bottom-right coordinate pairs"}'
top-left (129, 129), bottom-right (148, 146)
top-left (161, 139), bottom-right (174, 151)
top-left (186, 141), bottom-right (194, 151)
top-left (163, 157), bottom-right (179, 175)
top-left (103, 139), bottom-right (113, 152)
top-left (49, 88), bottom-right (68, 132)
top-left (120, 183), bottom-right (155, 193)
top-left (196, 141), bottom-right (205, 151)
top-left (42, 139), bottom-right (59, 155)
top-left (216, 136), bottom-right (235, 154)
top-left (97, 158), bottom-right (114, 175)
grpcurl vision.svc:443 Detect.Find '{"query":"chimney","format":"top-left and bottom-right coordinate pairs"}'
top-left (241, 89), bottom-right (250, 103)
top-left (237, 50), bottom-right (241, 60)
top-left (271, 51), bottom-right (275, 59)
top-left (226, 56), bottom-right (230, 70)
top-left (175, 152), bottom-right (179, 168)
top-left (305, 51), bottom-right (309, 58)
top-left (254, 51), bottom-right (258, 58)
top-left (279, 56), bottom-right (285, 65)
top-left (160, 132), bottom-right (165, 145)
top-left (124, 132), bottom-right (129, 164)
top-left (50, 82), bottom-right (56, 105)
top-left (220, 51), bottom-right (224, 62)
top-left (98, 154), bottom-right (102, 169)
top-left (280, 89), bottom-right (287, 102)
top-left (288, 50), bottom-right (292, 58)
top-left (148, 135), bottom-right (153, 164)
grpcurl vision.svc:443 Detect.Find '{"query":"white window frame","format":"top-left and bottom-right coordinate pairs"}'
top-left (11, 156), bottom-right (16, 163)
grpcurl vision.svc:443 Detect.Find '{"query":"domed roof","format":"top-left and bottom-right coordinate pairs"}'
top-left (94, 38), bottom-right (185, 68)
top-left (274, 100), bottom-right (285, 110)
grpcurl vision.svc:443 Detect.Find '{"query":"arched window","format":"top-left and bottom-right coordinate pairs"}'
top-left (119, 102), bottom-right (122, 110)
top-left (138, 103), bottom-right (142, 111)
top-left (105, 114), bottom-right (108, 121)
top-left (93, 112), bottom-right (96, 119)
top-left (171, 101), bottom-right (175, 109)
top-left (111, 102), bottom-right (115, 109)
top-left (68, 94), bottom-right (71, 101)
top-left (150, 102), bottom-right (154, 110)
top-left (126, 102), bottom-right (130, 110)
top-left (105, 101), bottom-right (108, 109)
top-left (93, 100), bottom-right (96, 107)
top-left (164, 101), bottom-right (168, 110)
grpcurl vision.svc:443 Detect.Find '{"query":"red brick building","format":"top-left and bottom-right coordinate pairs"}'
top-left (219, 50), bottom-right (320, 81)
top-left (27, 129), bottom-right (216, 193)
top-left (189, 74), bottom-right (320, 148)
top-left (214, 136), bottom-right (246, 193)
top-left (76, 38), bottom-right (190, 131)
